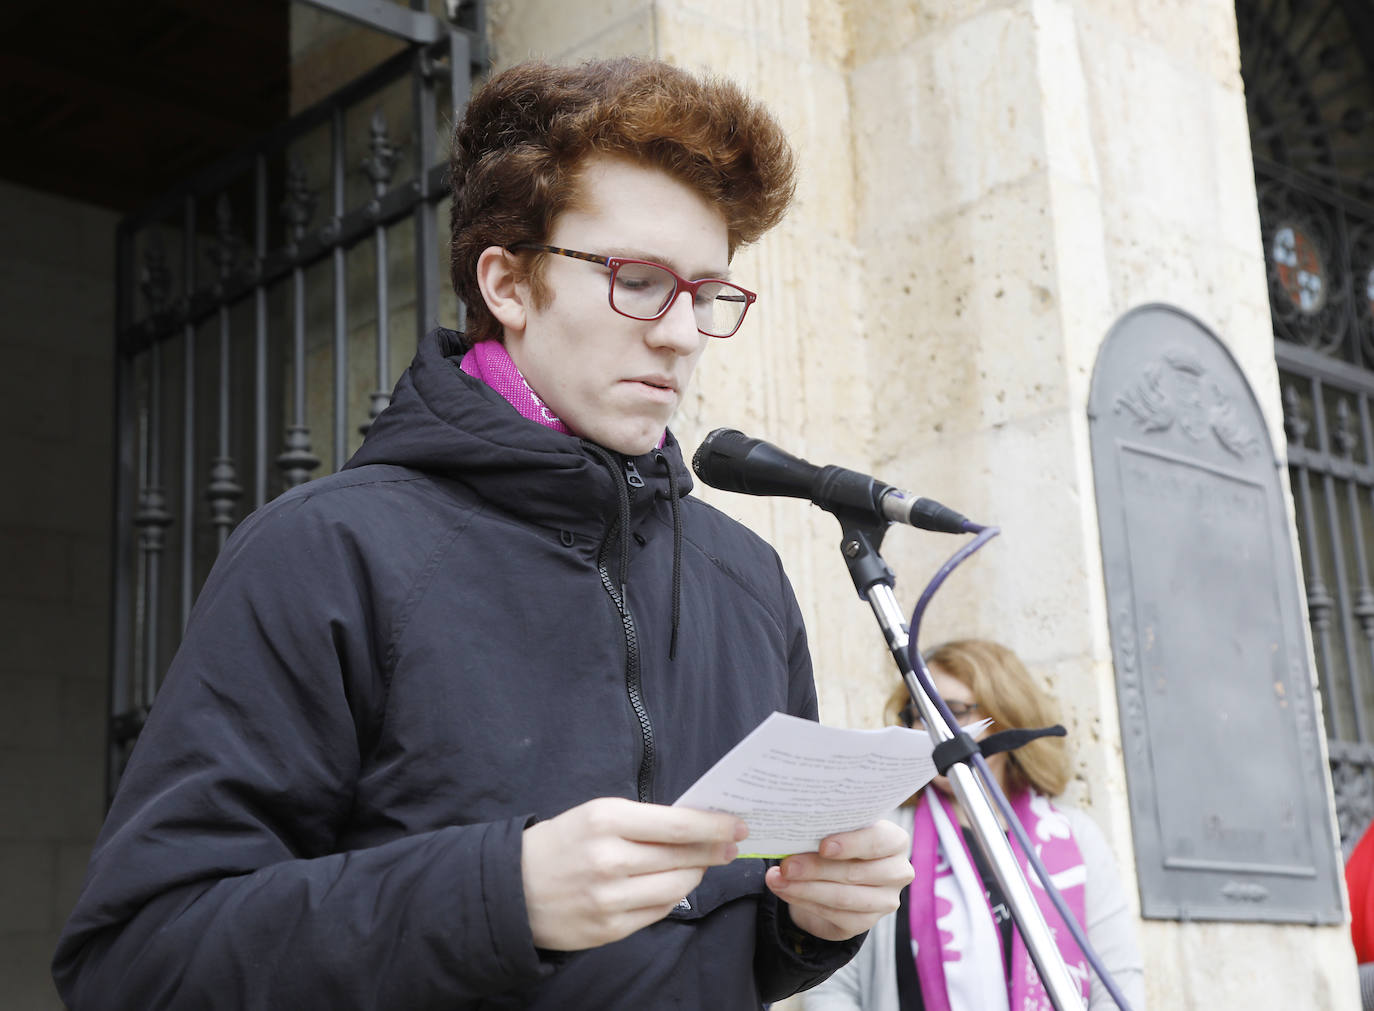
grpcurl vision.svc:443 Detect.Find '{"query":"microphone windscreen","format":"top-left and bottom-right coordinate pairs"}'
top-left (691, 428), bottom-right (751, 490)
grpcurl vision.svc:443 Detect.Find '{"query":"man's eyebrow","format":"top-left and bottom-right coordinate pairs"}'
top-left (604, 246), bottom-right (732, 280)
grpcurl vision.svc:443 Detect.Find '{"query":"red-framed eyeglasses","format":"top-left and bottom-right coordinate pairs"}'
top-left (508, 243), bottom-right (757, 338)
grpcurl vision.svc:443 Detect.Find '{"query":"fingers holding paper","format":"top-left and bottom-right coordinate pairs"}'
top-left (764, 819), bottom-right (913, 942)
top-left (522, 797), bottom-right (748, 951)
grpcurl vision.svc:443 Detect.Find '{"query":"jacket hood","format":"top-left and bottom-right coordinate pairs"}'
top-left (344, 328), bottom-right (695, 534)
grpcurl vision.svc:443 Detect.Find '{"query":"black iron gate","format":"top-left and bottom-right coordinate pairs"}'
top-left (1239, 0), bottom-right (1374, 849)
top-left (108, 4), bottom-right (485, 795)
top-left (1266, 154), bottom-right (1374, 846)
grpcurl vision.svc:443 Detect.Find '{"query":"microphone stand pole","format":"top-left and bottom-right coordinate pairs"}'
top-left (835, 516), bottom-right (1085, 1011)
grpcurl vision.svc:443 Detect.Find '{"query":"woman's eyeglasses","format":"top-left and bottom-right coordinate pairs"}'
top-left (901, 700), bottom-right (981, 729)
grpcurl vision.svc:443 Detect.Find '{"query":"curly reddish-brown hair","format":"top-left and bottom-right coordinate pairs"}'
top-left (449, 57), bottom-right (796, 341)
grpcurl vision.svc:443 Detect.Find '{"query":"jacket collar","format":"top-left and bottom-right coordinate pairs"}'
top-left (344, 328), bottom-right (693, 536)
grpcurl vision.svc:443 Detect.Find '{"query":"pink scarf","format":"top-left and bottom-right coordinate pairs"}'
top-left (908, 786), bottom-right (1090, 1011)
top-left (458, 339), bottom-right (667, 449)
top-left (459, 339), bottom-right (573, 436)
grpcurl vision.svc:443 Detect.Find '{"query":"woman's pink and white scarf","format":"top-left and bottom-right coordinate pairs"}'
top-left (908, 786), bottom-right (1091, 1011)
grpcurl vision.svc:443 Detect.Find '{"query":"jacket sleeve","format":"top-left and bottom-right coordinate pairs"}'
top-left (751, 561), bottom-right (867, 999)
top-left (755, 892), bottom-right (867, 1001)
top-left (1069, 808), bottom-right (1147, 1011)
top-left (52, 495), bottom-right (548, 1010)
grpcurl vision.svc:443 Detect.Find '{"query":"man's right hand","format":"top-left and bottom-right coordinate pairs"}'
top-left (521, 797), bottom-right (748, 951)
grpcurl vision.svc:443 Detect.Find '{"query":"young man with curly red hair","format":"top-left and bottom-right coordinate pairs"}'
top-left (53, 58), bottom-right (911, 1009)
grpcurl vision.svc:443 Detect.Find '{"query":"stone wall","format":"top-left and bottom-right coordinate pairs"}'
top-left (843, 1), bottom-right (1353, 1006)
top-left (483, 0), bottom-right (1359, 1007)
top-left (0, 179), bottom-right (116, 1008)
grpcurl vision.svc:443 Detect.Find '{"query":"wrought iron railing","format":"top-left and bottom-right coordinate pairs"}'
top-left (1264, 157), bottom-right (1374, 850)
top-left (109, 24), bottom-right (483, 796)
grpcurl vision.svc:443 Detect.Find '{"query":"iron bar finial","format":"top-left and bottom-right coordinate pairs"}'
top-left (208, 193), bottom-right (243, 288)
top-left (1283, 383), bottom-right (1310, 444)
top-left (281, 156), bottom-right (319, 250)
top-left (135, 486), bottom-right (174, 551)
top-left (206, 456), bottom-right (243, 535)
top-left (140, 232), bottom-right (172, 318)
top-left (1335, 398), bottom-right (1358, 458)
top-left (361, 107), bottom-right (402, 200)
top-left (277, 425), bottom-right (322, 488)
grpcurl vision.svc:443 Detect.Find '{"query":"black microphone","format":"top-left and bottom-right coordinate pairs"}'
top-left (691, 428), bottom-right (971, 534)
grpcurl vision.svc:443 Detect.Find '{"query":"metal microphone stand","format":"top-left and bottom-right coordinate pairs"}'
top-left (835, 514), bottom-right (1085, 1011)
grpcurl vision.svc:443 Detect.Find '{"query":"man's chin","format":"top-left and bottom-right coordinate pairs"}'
top-left (590, 418), bottom-right (670, 457)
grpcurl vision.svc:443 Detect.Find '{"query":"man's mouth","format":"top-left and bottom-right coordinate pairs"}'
top-left (629, 376), bottom-right (677, 394)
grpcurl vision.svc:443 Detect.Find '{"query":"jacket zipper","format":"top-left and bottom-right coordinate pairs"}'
top-left (595, 457), bottom-right (656, 804)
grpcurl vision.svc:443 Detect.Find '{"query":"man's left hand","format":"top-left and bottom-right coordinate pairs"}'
top-left (763, 820), bottom-right (913, 942)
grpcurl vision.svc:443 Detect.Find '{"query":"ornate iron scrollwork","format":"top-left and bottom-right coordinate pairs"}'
top-left (1256, 180), bottom-right (1349, 354)
top-left (1333, 752), bottom-right (1374, 850)
top-left (1353, 222), bottom-right (1374, 361)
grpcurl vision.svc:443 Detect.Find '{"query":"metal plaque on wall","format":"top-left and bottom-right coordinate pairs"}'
top-left (1089, 303), bottom-right (1343, 923)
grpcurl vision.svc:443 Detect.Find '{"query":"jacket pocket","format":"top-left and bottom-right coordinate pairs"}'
top-left (667, 858), bottom-right (766, 921)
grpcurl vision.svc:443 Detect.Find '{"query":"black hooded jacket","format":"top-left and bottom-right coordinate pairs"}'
top-left (53, 328), bottom-right (861, 1009)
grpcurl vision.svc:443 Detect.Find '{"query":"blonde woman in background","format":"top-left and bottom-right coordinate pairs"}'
top-left (806, 639), bottom-right (1146, 1011)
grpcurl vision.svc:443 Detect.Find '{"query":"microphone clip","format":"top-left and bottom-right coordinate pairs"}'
top-left (836, 520), bottom-right (896, 598)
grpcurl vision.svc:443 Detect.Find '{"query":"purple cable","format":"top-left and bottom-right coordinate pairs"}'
top-left (904, 523), bottom-right (1135, 1011)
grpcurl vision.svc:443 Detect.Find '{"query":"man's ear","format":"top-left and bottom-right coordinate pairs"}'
top-left (475, 245), bottom-right (527, 335)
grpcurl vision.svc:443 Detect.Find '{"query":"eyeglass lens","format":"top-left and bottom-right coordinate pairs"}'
top-left (905, 701), bottom-right (979, 727)
top-left (611, 262), bottom-right (748, 337)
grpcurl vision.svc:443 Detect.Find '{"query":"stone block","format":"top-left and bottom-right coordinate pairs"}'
top-left (850, 5), bottom-right (1048, 231)
top-left (71, 356), bottom-right (116, 451)
top-left (850, 0), bottom-right (1012, 67)
top-left (1208, 84), bottom-right (1265, 256)
top-left (1031, 651), bottom-right (1137, 848)
top-left (857, 174), bottom-right (1071, 445)
top-left (1089, 0), bottom-right (1244, 90)
top-left (0, 842), bottom-right (56, 932)
top-left (0, 433), bottom-right (112, 538)
top-left (657, 0), bottom-right (842, 68)
top-left (0, 674), bottom-right (61, 754)
top-left (655, 22), bottom-right (854, 243)
top-left (488, 0), bottom-right (652, 65)
top-left (0, 259), bottom-right (114, 356)
top-left (1141, 919), bottom-right (1356, 1010)
top-left (0, 180), bottom-right (116, 277)
top-left (545, 10), bottom-right (657, 65)
top-left (69, 536), bottom-right (111, 613)
top-left (1075, 16), bottom-right (1252, 248)
top-left (0, 600), bottom-right (107, 682)
top-left (1033, 0), bottom-right (1101, 193)
top-left (54, 843), bottom-right (93, 933)
top-left (0, 347), bottom-right (78, 444)
top-left (58, 677), bottom-right (108, 755)
top-left (0, 530), bottom-right (71, 605)
top-left (875, 408), bottom-right (1101, 662)
top-left (0, 749), bottom-right (104, 842)
top-left (0, 929), bottom-right (63, 1010)
top-left (1038, 173), bottom-right (1113, 406)
top-left (1095, 190), bottom-right (1277, 400)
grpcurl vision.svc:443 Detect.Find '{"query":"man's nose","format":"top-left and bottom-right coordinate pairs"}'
top-left (649, 289), bottom-right (704, 355)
